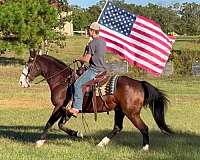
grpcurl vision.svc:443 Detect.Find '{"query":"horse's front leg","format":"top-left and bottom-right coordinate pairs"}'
top-left (58, 107), bottom-right (83, 138)
top-left (36, 106), bottom-right (63, 147)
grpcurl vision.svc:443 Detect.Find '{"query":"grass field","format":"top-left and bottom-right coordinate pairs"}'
top-left (0, 36), bottom-right (200, 160)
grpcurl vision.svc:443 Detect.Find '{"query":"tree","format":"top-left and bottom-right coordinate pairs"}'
top-left (49, 0), bottom-right (69, 12)
top-left (181, 3), bottom-right (200, 35)
top-left (0, 0), bottom-right (63, 54)
top-left (96, 0), bottom-right (125, 9)
top-left (141, 4), bottom-right (183, 33)
top-left (71, 7), bottom-right (90, 31)
top-left (87, 5), bottom-right (101, 22)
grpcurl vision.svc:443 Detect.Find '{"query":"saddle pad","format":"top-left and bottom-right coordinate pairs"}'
top-left (96, 74), bottom-right (119, 96)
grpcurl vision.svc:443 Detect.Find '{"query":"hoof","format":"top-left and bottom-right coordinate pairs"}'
top-left (142, 144), bottom-right (149, 151)
top-left (97, 137), bottom-right (110, 147)
top-left (36, 140), bottom-right (46, 147)
top-left (77, 132), bottom-right (83, 138)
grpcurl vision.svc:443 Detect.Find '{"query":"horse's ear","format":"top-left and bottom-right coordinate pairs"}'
top-left (29, 48), bottom-right (37, 60)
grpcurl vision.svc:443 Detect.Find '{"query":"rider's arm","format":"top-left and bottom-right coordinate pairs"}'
top-left (78, 53), bottom-right (91, 63)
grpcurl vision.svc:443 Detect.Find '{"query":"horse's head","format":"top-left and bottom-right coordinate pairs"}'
top-left (19, 49), bottom-right (41, 88)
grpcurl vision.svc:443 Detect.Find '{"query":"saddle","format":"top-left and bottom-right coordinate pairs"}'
top-left (69, 64), bottom-right (118, 121)
top-left (82, 71), bottom-right (109, 120)
top-left (82, 71), bottom-right (109, 93)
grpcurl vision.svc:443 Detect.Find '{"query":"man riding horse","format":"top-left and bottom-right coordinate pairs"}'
top-left (68, 22), bottom-right (108, 117)
top-left (19, 22), bottom-right (172, 150)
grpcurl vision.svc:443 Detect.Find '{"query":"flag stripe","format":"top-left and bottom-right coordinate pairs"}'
top-left (135, 16), bottom-right (174, 47)
top-left (129, 32), bottom-right (170, 56)
top-left (100, 31), bottom-right (166, 68)
top-left (100, 31), bottom-right (166, 67)
top-left (106, 46), bottom-right (161, 76)
top-left (106, 44), bottom-right (162, 73)
top-left (137, 15), bottom-right (161, 28)
top-left (100, 24), bottom-right (169, 74)
top-left (134, 20), bottom-right (172, 45)
top-left (103, 37), bottom-right (164, 69)
top-left (132, 24), bottom-right (171, 50)
top-left (100, 25), bottom-right (169, 60)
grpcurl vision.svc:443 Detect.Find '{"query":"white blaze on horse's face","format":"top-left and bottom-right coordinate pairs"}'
top-left (19, 65), bottom-right (31, 88)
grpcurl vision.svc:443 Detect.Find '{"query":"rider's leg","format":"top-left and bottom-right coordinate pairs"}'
top-left (69, 68), bottom-right (98, 116)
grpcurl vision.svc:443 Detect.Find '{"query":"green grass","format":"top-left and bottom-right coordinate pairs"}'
top-left (0, 36), bottom-right (200, 159)
top-left (173, 41), bottom-right (200, 51)
top-left (172, 35), bottom-right (200, 51)
top-left (0, 106), bottom-right (200, 160)
top-left (0, 65), bottom-right (200, 160)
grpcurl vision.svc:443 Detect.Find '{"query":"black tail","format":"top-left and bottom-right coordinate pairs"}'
top-left (141, 81), bottom-right (173, 134)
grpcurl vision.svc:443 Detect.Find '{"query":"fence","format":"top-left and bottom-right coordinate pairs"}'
top-left (107, 61), bottom-right (128, 73)
top-left (192, 62), bottom-right (200, 76)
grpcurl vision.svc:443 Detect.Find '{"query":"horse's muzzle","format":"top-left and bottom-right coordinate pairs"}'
top-left (19, 79), bottom-right (30, 88)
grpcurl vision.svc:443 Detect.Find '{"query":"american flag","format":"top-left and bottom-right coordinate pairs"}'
top-left (99, 2), bottom-right (175, 76)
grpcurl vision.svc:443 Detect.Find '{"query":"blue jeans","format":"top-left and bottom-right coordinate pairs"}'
top-left (73, 68), bottom-right (98, 110)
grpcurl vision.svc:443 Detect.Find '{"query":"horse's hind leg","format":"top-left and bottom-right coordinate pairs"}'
top-left (58, 108), bottom-right (83, 138)
top-left (97, 107), bottom-right (125, 147)
top-left (126, 111), bottom-right (149, 151)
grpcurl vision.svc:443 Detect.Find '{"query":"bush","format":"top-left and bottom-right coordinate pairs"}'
top-left (172, 49), bottom-right (200, 76)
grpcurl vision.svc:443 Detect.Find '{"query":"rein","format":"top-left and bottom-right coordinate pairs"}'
top-left (22, 72), bottom-right (33, 81)
top-left (34, 62), bottom-right (75, 84)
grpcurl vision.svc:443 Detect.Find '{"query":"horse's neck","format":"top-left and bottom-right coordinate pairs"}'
top-left (39, 56), bottom-right (69, 88)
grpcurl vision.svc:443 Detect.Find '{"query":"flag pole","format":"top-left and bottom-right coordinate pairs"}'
top-left (96, 0), bottom-right (110, 22)
top-left (86, 0), bottom-right (110, 45)
top-left (86, 0), bottom-right (109, 44)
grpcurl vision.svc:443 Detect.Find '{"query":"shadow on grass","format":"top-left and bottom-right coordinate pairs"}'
top-left (0, 57), bottom-right (25, 65)
top-left (0, 125), bottom-right (69, 143)
top-left (0, 125), bottom-right (200, 151)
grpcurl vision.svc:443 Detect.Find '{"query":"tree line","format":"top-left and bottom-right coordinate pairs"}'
top-left (0, 0), bottom-right (200, 54)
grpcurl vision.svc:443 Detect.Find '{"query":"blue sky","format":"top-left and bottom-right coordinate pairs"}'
top-left (68, 0), bottom-right (200, 8)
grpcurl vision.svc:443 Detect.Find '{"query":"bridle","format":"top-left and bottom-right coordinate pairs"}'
top-left (34, 65), bottom-right (72, 84)
top-left (22, 55), bottom-right (40, 82)
top-left (33, 58), bottom-right (76, 85)
top-left (34, 59), bottom-right (88, 85)
top-left (23, 55), bottom-right (85, 85)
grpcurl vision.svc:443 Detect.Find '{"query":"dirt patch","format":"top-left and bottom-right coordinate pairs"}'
top-left (0, 98), bottom-right (51, 108)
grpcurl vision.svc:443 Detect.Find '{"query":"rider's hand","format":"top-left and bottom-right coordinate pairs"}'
top-left (73, 59), bottom-right (79, 63)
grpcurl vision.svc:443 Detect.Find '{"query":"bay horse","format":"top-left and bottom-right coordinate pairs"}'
top-left (19, 51), bottom-right (172, 150)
